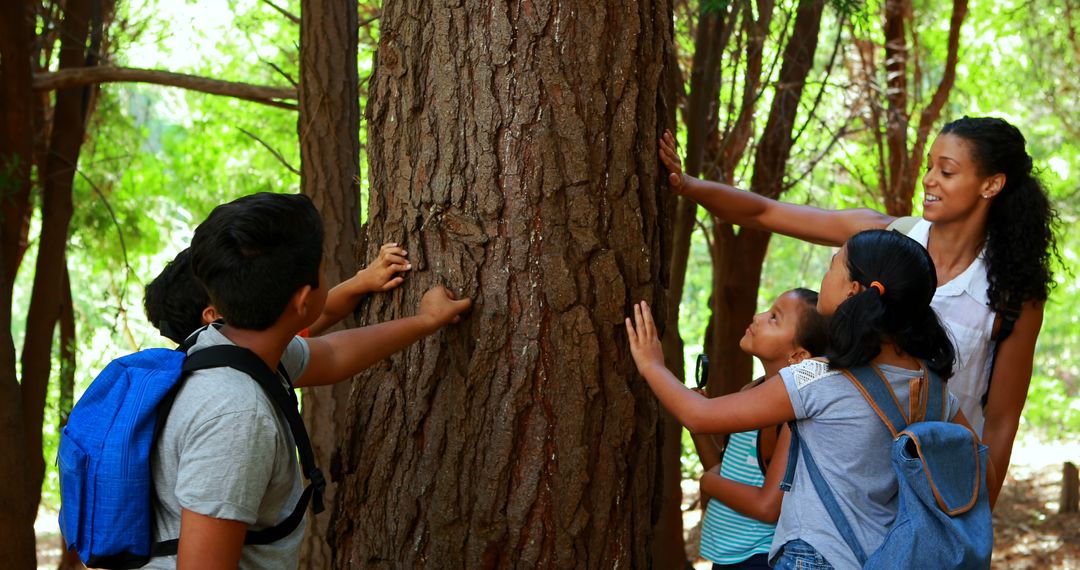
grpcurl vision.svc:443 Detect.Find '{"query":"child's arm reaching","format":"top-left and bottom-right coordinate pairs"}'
top-left (308, 243), bottom-right (412, 336)
top-left (626, 301), bottom-right (796, 433)
top-left (297, 285), bottom-right (470, 387)
top-left (699, 424), bottom-right (790, 523)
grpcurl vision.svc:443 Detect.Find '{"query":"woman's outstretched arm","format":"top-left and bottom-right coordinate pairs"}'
top-left (659, 130), bottom-right (892, 246)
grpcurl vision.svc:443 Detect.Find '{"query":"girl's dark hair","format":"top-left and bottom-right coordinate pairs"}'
top-left (788, 288), bottom-right (829, 357)
top-left (940, 117), bottom-right (1060, 309)
top-left (144, 248), bottom-right (210, 344)
top-left (828, 230), bottom-right (956, 379)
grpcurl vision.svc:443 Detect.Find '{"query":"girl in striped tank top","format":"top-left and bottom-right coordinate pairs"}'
top-left (692, 289), bottom-right (828, 569)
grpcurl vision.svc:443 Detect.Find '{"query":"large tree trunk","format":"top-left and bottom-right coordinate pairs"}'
top-left (707, 0), bottom-right (826, 398)
top-left (0, 0), bottom-right (38, 566)
top-left (297, 0), bottom-right (361, 567)
top-left (331, 1), bottom-right (673, 567)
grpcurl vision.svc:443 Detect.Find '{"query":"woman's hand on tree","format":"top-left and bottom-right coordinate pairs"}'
top-left (658, 130), bottom-right (687, 194)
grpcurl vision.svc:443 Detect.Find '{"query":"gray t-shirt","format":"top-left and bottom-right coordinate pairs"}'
top-left (146, 326), bottom-right (310, 569)
top-left (770, 359), bottom-right (960, 569)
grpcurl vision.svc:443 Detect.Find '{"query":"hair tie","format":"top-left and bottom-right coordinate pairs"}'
top-left (869, 281), bottom-right (886, 296)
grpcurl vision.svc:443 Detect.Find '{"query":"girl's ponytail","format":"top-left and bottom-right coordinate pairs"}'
top-left (827, 230), bottom-right (956, 379)
top-left (827, 289), bottom-right (886, 370)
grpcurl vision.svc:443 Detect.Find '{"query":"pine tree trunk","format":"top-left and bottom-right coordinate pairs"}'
top-left (331, 1), bottom-right (673, 567)
top-left (297, 0), bottom-right (361, 566)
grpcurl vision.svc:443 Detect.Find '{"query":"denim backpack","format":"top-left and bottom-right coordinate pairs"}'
top-left (58, 334), bottom-right (326, 568)
top-left (781, 364), bottom-right (992, 569)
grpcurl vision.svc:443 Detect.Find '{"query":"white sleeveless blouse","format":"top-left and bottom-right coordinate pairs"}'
top-left (903, 219), bottom-right (996, 434)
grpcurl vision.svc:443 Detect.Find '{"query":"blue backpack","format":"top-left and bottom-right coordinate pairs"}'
top-left (782, 364), bottom-right (992, 569)
top-left (58, 336), bottom-right (326, 568)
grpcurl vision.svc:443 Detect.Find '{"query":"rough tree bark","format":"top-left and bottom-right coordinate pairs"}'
top-left (706, 0), bottom-right (825, 398)
top-left (297, 0), bottom-right (361, 567)
top-left (330, 1), bottom-right (673, 568)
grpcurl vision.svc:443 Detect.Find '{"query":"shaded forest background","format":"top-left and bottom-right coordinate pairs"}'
top-left (2, 0), bottom-right (1078, 568)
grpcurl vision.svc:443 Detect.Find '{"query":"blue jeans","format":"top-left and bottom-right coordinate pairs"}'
top-left (712, 553), bottom-right (772, 569)
top-left (773, 540), bottom-right (835, 570)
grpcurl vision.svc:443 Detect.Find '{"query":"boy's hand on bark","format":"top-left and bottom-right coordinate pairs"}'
top-left (419, 285), bottom-right (472, 329)
top-left (625, 301), bottom-right (665, 376)
top-left (357, 243), bottom-right (411, 292)
top-left (658, 130), bottom-right (687, 194)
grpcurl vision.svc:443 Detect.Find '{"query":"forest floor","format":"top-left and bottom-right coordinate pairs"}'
top-left (35, 435), bottom-right (1080, 569)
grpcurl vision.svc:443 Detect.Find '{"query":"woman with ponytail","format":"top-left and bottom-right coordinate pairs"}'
top-left (627, 229), bottom-right (991, 569)
top-left (658, 116), bottom-right (1059, 503)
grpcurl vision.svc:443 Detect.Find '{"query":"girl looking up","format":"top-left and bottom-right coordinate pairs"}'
top-left (694, 288), bottom-right (828, 569)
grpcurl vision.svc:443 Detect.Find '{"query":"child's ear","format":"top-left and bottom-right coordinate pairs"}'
top-left (847, 280), bottom-right (863, 299)
top-left (788, 347), bottom-right (812, 365)
top-left (201, 306), bottom-right (221, 325)
top-left (291, 285), bottom-right (314, 318)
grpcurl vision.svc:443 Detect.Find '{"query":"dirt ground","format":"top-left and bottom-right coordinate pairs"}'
top-left (36, 438), bottom-right (1080, 569)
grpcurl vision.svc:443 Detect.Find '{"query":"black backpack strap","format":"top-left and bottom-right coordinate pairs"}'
top-left (982, 298), bottom-right (1022, 408)
top-left (152, 344), bottom-right (325, 556)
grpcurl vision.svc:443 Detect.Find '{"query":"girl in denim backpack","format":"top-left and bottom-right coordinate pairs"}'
top-left (628, 229), bottom-right (992, 569)
top-left (692, 288), bottom-right (827, 569)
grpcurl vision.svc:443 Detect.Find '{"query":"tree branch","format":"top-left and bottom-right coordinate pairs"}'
top-left (261, 0), bottom-right (301, 24)
top-left (237, 126), bottom-right (301, 175)
top-left (33, 66), bottom-right (298, 110)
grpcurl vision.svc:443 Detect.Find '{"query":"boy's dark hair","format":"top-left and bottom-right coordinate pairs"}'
top-left (189, 192), bottom-right (324, 330)
top-left (144, 248), bottom-right (210, 344)
top-left (828, 230), bottom-right (956, 379)
top-left (788, 288), bottom-right (829, 357)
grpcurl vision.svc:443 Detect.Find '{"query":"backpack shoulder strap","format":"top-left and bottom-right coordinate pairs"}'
top-left (152, 344), bottom-right (326, 556)
top-left (886, 215), bottom-right (921, 235)
top-left (841, 365), bottom-right (909, 437)
top-left (982, 297), bottom-right (1023, 409)
top-left (781, 422), bottom-right (869, 565)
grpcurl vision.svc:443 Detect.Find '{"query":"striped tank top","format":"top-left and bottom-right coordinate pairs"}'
top-left (699, 429), bottom-right (776, 564)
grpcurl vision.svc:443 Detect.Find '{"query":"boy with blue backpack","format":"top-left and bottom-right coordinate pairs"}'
top-left (61, 192), bottom-right (470, 568)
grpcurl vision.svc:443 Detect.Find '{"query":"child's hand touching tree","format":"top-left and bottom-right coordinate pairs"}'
top-left (355, 242), bottom-right (412, 293)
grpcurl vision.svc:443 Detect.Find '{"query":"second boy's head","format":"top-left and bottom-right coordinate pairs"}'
top-left (190, 192), bottom-right (325, 331)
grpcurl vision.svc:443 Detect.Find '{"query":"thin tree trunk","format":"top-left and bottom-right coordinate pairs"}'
top-left (0, 1), bottom-right (42, 565)
top-left (57, 266), bottom-right (84, 570)
top-left (653, 4), bottom-right (739, 566)
top-left (332, 1), bottom-right (673, 567)
top-left (878, 0), bottom-right (968, 215)
top-left (18, 2), bottom-right (95, 556)
top-left (297, 0), bottom-right (361, 567)
top-left (707, 0), bottom-right (826, 398)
